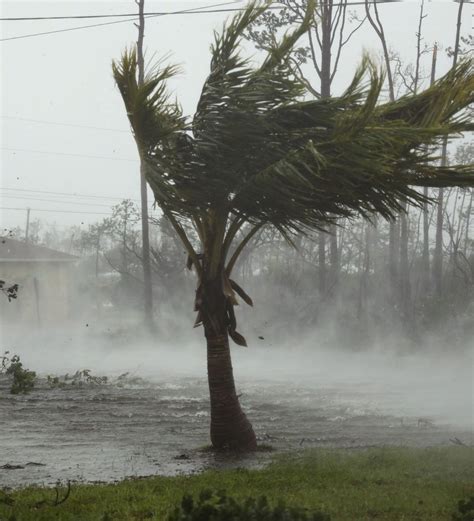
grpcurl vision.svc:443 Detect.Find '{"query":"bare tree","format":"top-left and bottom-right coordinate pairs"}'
top-left (419, 44), bottom-right (438, 295)
top-left (433, 0), bottom-right (466, 297)
top-left (246, 0), bottom-right (366, 294)
top-left (364, 0), bottom-right (402, 307)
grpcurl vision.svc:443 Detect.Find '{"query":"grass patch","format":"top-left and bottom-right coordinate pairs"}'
top-left (1, 447), bottom-right (473, 520)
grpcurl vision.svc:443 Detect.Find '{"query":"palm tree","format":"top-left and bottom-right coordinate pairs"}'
top-left (113, 1), bottom-right (474, 450)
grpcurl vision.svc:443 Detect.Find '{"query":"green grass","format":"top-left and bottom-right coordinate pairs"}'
top-left (1, 447), bottom-right (473, 521)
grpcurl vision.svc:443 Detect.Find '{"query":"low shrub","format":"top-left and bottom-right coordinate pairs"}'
top-left (1, 352), bottom-right (36, 394)
top-left (168, 490), bottom-right (330, 521)
top-left (452, 496), bottom-right (474, 521)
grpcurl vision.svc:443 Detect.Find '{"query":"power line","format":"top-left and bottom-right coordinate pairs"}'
top-left (4, 1), bottom-right (468, 22)
top-left (1, 13), bottom-right (141, 21)
top-left (0, 17), bottom-right (143, 42)
top-left (1, 194), bottom-right (119, 208)
top-left (1, 195), bottom-right (113, 208)
top-left (2, 1), bottom-right (469, 42)
top-left (1, 194), bottom-right (156, 211)
top-left (0, 206), bottom-right (114, 216)
top-left (0, 1), bottom-right (243, 21)
top-left (2, 115), bottom-right (130, 134)
top-left (2, 146), bottom-right (138, 163)
top-left (0, 1), bottom-right (240, 42)
top-left (0, 187), bottom-right (142, 202)
top-left (4, 222), bottom-right (85, 229)
top-left (1, 0), bottom-right (471, 22)
top-left (0, 206), bottom-right (160, 216)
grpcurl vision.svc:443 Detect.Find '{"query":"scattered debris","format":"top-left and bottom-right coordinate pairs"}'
top-left (299, 436), bottom-right (327, 446)
top-left (258, 432), bottom-right (277, 442)
top-left (34, 480), bottom-right (71, 509)
top-left (1, 464), bottom-right (25, 470)
top-left (54, 480), bottom-right (71, 506)
top-left (449, 437), bottom-right (467, 447)
top-left (417, 418), bottom-right (434, 428)
top-left (174, 453), bottom-right (191, 461)
top-left (0, 280), bottom-right (19, 302)
top-left (47, 370), bottom-right (108, 388)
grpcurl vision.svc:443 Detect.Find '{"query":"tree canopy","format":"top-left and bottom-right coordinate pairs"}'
top-left (112, 0), bottom-right (474, 449)
top-left (113, 1), bottom-right (474, 269)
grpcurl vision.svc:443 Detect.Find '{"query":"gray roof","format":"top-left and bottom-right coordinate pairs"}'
top-left (0, 238), bottom-right (78, 262)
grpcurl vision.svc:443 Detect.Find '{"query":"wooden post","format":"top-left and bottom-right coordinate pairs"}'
top-left (25, 208), bottom-right (31, 243)
top-left (136, 0), bottom-right (154, 329)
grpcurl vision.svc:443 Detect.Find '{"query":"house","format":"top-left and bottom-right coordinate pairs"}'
top-left (0, 238), bottom-right (78, 327)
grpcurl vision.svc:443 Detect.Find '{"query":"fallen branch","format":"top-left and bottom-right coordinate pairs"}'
top-left (34, 480), bottom-right (71, 509)
top-left (449, 437), bottom-right (467, 447)
top-left (54, 480), bottom-right (71, 506)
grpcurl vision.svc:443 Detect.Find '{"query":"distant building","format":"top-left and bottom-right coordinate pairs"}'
top-left (0, 238), bottom-right (78, 327)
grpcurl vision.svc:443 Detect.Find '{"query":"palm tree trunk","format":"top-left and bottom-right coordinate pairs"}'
top-left (201, 276), bottom-right (256, 450)
top-left (206, 331), bottom-right (256, 449)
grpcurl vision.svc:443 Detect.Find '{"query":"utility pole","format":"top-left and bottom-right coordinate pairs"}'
top-left (25, 208), bottom-right (31, 243)
top-left (122, 203), bottom-right (129, 275)
top-left (135, 0), bottom-right (154, 330)
top-left (318, 1), bottom-right (336, 295)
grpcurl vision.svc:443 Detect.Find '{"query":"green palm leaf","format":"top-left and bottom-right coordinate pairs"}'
top-left (113, 0), bottom-right (474, 247)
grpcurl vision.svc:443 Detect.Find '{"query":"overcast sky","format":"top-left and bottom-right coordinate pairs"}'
top-left (1, 0), bottom-right (472, 233)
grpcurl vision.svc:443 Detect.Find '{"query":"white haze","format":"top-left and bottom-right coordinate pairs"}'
top-left (5, 321), bottom-right (473, 431)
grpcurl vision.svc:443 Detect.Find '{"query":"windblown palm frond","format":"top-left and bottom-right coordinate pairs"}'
top-left (378, 60), bottom-right (474, 130)
top-left (112, 49), bottom-right (191, 209)
top-left (113, 1), bottom-right (474, 233)
top-left (112, 50), bottom-right (185, 151)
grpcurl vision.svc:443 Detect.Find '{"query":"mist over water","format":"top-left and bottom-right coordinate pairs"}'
top-left (1, 319), bottom-right (472, 488)
top-left (1, 235), bottom-right (473, 489)
top-left (8, 324), bottom-right (473, 428)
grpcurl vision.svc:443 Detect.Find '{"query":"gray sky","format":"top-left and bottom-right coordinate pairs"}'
top-left (1, 0), bottom-right (472, 232)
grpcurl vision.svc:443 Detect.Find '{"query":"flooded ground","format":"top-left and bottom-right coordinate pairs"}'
top-left (1, 339), bottom-right (472, 488)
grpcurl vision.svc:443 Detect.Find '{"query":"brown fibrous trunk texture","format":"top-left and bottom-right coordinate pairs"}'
top-left (201, 275), bottom-right (257, 451)
top-left (206, 333), bottom-right (256, 450)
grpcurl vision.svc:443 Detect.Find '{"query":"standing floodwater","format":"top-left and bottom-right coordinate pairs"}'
top-left (1, 344), bottom-right (472, 488)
